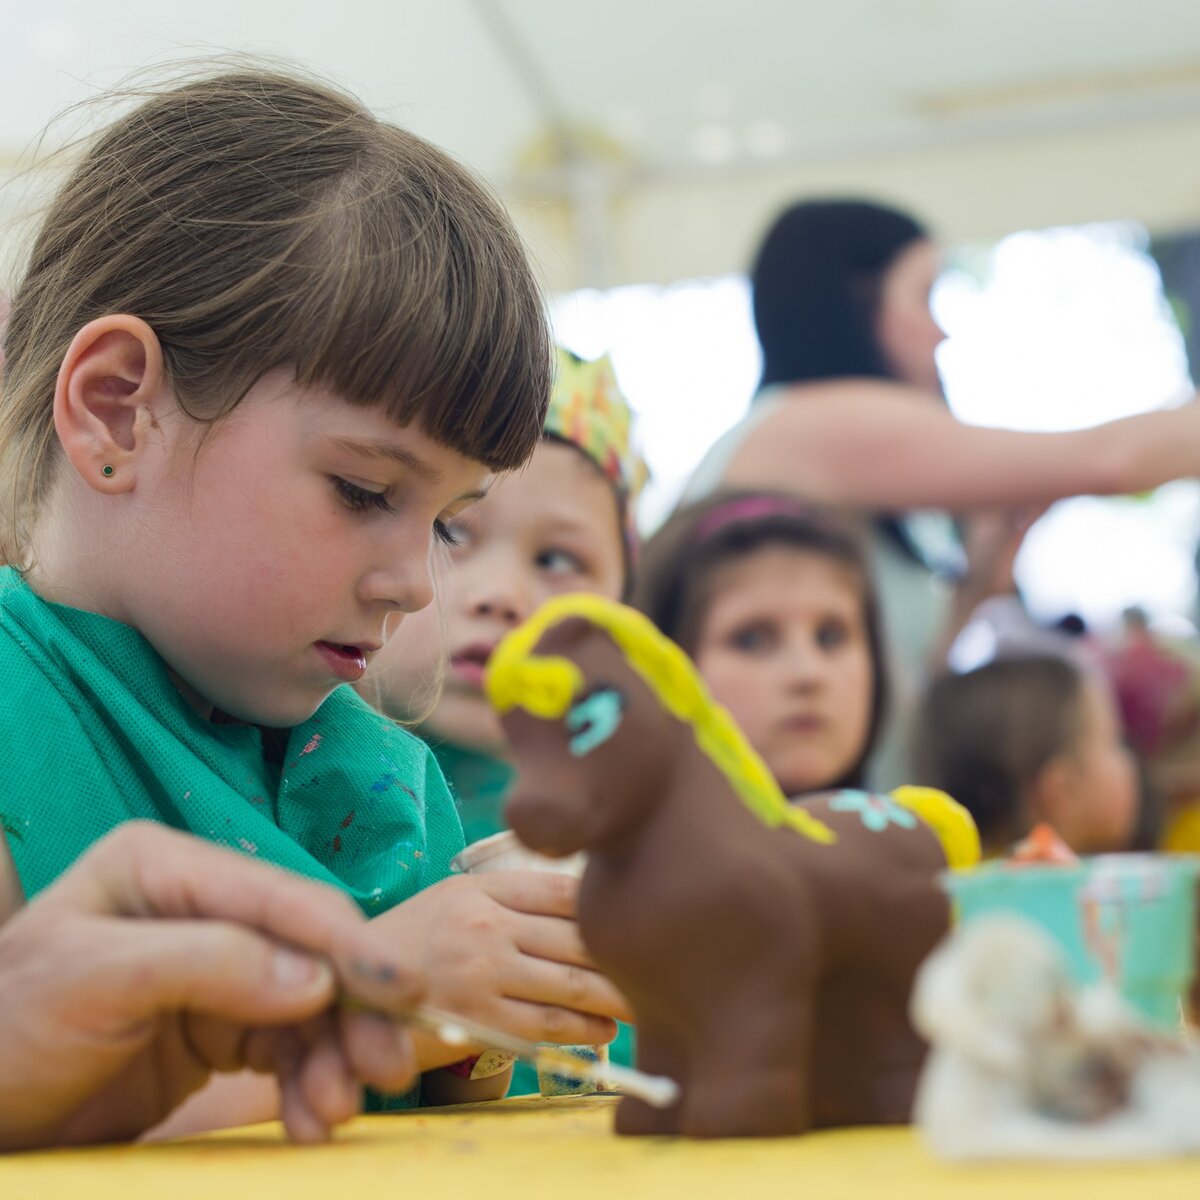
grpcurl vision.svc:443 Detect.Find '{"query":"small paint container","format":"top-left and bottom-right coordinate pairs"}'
top-left (945, 853), bottom-right (1199, 1029)
top-left (535, 1042), bottom-right (611, 1097)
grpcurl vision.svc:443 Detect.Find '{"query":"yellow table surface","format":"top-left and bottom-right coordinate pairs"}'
top-left (4, 1094), bottom-right (1200, 1200)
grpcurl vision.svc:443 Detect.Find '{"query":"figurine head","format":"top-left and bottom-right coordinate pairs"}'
top-left (487, 594), bottom-right (838, 855)
top-left (490, 612), bottom-right (683, 855)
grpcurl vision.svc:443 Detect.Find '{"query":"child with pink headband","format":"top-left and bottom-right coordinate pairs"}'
top-left (634, 492), bottom-right (889, 797)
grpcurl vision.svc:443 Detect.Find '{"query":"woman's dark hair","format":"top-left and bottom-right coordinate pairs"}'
top-left (751, 198), bottom-right (928, 390)
top-left (914, 655), bottom-right (1088, 853)
top-left (632, 491), bottom-right (889, 791)
top-left (750, 197), bottom-right (945, 570)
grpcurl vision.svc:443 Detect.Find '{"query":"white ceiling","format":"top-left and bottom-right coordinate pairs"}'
top-left (5, 1), bottom-right (1200, 287)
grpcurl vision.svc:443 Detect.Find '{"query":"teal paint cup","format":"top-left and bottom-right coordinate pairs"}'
top-left (944, 854), bottom-right (1199, 1029)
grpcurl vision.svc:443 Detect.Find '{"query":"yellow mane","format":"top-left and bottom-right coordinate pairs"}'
top-left (485, 593), bottom-right (837, 845)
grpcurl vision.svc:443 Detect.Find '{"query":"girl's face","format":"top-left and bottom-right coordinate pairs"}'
top-left (370, 439), bottom-right (626, 755)
top-left (1051, 676), bottom-right (1140, 854)
top-left (692, 546), bottom-right (874, 796)
top-left (103, 369), bottom-right (490, 726)
top-left (874, 238), bottom-right (945, 394)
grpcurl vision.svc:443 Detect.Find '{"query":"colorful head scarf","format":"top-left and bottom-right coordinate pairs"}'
top-left (544, 347), bottom-right (647, 571)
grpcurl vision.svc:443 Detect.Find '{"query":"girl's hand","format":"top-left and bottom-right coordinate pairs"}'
top-left (0, 823), bottom-right (425, 1150)
top-left (370, 871), bottom-right (631, 1069)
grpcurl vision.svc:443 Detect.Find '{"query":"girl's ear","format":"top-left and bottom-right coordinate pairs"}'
top-left (53, 315), bottom-right (167, 494)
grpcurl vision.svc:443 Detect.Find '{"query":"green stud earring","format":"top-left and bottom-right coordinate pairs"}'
top-left (101, 464), bottom-right (115, 478)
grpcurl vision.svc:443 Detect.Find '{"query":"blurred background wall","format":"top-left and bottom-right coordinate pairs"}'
top-left (5, 0), bottom-right (1200, 627)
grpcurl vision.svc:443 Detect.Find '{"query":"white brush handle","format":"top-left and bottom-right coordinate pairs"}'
top-left (408, 1003), bottom-right (680, 1109)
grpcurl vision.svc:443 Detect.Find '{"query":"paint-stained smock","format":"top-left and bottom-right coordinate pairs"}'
top-left (0, 566), bottom-right (463, 906)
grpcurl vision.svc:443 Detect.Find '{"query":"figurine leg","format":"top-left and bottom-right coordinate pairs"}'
top-left (614, 1028), bottom-right (685, 1137)
top-left (682, 1063), bottom-right (809, 1137)
top-left (680, 1017), bottom-right (812, 1138)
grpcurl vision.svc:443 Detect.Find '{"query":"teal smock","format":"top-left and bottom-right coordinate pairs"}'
top-left (430, 738), bottom-right (637, 1096)
top-left (0, 568), bottom-right (465, 1109)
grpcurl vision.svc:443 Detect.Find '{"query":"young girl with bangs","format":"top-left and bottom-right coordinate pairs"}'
top-left (0, 68), bottom-right (626, 1134)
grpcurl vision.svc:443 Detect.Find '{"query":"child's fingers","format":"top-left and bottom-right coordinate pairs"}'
top-left (492, 998), bottom-right (619, 1049)
top-left (474, 869), bottom-right (578, 919)
top-left (505, 954), bottom-right (633, 1024)
top-left (506, 911), bottom-right (596, 969)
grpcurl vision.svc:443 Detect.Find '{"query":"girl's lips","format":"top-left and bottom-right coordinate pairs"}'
top-left (450, 642), bottom-right (497, 689)
top-left (315, 641), bottom-right (369, 683)
top-left (450, 658), bottom-right (487, 687)
top-left (782, 714), bottom-right (825, 733)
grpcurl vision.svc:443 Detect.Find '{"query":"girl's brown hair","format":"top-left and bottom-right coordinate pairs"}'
top-left (0, 68), bottom-right (551, 562)
top-left (915, 655), bottom-right (1087, 851)
top-left (631, 490), bottom-right (889, 790)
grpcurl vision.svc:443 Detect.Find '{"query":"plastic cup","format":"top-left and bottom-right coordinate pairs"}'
top-left (451, 830), bottom-right (605, 1094)
top-left (944, 853), bottom-right (1199, 1029)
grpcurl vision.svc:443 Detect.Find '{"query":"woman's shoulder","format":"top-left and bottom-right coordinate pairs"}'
top-left (761, 376), bottom-right (935, 413)
top-left (714, 378), bottom-right (946, 499)
top-left (734, 378), bottom-right (943, 457)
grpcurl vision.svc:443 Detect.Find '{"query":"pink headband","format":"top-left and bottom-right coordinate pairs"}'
top-left (693, 495), bottom-right (841, 545)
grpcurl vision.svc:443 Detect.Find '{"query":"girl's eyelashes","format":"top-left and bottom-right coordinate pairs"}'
top-left (333, 478), bottom-right (463, 549)
top-left (332, 476), bottom-right (392, 515)
top-left (434, 518), bottom-right (464, 548)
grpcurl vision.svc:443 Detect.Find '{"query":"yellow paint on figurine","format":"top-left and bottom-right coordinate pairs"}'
top-left (890, 786), bottom-right (981, 871)
top-left (487, 594), bottom-right (837, 845)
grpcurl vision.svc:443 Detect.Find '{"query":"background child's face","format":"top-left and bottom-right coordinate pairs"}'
top-left (370, 439), bottom-right (626, 755)
top-left (1049, 675), bottom-right (1140, 853)
top-left (110, 369), bottom-right (488, 726)
top-left (692, 546), bottom-right (873, 796)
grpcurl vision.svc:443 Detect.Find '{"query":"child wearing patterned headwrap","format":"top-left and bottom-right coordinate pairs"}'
top-left (544, 347), bottom-right (647, 581)
top-left (360, 347), bottom-right (645, 1093)
top-left (364, 346), bottom-right (646, 828)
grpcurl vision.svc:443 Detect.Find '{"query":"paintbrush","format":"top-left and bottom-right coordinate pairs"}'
top-left (344, 996), bottom-right (679, 1109)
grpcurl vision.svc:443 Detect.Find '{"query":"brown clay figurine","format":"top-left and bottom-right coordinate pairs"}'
top-left (486, 594), bottom-right (981, 1138)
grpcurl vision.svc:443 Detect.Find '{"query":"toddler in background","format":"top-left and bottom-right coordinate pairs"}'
top-left (915, 656), bottom-right (1139, 857)
top-left (632, 492), bottom-right (888, 796)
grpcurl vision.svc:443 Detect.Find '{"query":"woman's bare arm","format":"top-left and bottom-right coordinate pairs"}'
top-left (723, 380), bottom-right (1200, 511)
